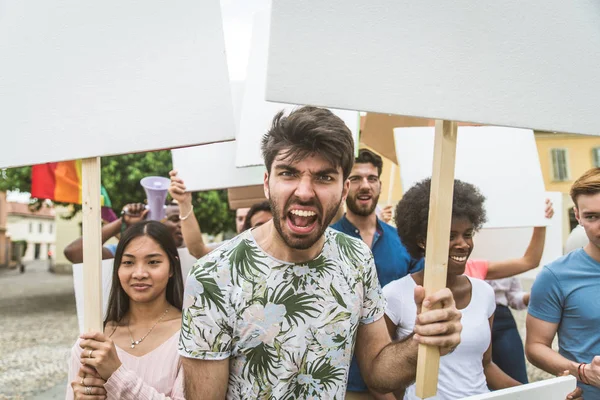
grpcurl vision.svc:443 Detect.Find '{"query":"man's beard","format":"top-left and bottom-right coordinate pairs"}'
top-left (269, 193), bottom-right (342, 250)
top-left (346, 190), bottom-right (380, 217)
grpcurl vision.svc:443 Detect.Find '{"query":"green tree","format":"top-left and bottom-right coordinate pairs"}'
top-left (0, 166), bottom-right (31, 192)
top-left (0, 151), bottom-right (235, 235)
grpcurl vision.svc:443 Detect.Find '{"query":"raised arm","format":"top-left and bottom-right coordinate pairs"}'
top-left (182, 358), bottom-right (230, 400)
top-left (486, 199), bottom-right (553, 279)
top-left (63, 202), bottom-right (147, 263)
top-left (356, 286), bottom-right (461, 394)
top-left (169, 170), bottom-right (216, 259)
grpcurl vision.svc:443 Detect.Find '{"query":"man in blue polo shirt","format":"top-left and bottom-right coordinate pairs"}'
top-left (331, 149), bottom-right (423, 399)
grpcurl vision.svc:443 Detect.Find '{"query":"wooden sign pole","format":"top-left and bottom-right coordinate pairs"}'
top-left (387, 163), bottom-right (396, 206)
top-left (81, 157), bottom-right (103, 332)
top-left (415, 120), bottom-right (458, 399)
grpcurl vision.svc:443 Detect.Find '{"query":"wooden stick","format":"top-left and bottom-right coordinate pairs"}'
top-left (387, 163), bottom-right (396, 205)
top-left (81, 157), bottom-right (103, 332)
top-left (415, 120), bottom-right (458, 399)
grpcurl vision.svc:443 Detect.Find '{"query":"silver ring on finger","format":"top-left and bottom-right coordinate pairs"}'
top-left (88, 349), bottom-right (93, 358)
top-left (85, 386), bottom-right (92, 395)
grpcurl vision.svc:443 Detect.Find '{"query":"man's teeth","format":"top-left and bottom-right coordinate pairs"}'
top-left (450, 255), bottom-right (467, 262)
top-left (290, 210), bottom-right (316, 217)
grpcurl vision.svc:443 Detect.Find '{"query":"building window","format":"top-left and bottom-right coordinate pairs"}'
top-left (551, 148), bottom-right (569, 181)
top-left (38, 223), bottom-right (43, 233)
top-left (29, 223), bottom-right (32, 233)
top-left (49, 224), bottom-right (53, 234)
top-left (593, 147), bottom-right (600, 168)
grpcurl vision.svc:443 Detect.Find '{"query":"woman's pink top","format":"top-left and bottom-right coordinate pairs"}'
top-left (464, 259), bottom-right (488, 279)
top-left (66, 331), bottom-right (184, 400)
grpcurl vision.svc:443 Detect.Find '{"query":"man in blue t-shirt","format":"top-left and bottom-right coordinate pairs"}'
top-left (527, 168), bottom-right (600, 399)
top-left (330, 149), bottom-right (423, 398)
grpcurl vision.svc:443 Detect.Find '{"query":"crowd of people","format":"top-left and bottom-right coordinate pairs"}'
top-left (63, 106), bottom-right (599, 400)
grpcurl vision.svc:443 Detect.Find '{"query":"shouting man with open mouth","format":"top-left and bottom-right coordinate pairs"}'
top-left (178, 106), bottom-right (462, 399)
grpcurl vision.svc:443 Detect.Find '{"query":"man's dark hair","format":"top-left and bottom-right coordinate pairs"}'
top-left (261, 106), bottom-right (355, 180)
top-left (394, 178), bottom-right (487, 259)
top-left (243, 201), bottom-right (272, 231)
top-left (355, 149), bottom-right (383, 177)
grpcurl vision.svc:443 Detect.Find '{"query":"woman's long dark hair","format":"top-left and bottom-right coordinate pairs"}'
top-left (104, 221), bottom-right (184, 328)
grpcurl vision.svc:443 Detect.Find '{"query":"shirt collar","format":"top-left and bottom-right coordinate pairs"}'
top-left (339, 214), bottom-right (385, 236)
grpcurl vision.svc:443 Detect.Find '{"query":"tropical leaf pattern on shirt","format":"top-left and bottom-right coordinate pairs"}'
top-left (178, 228), bottom-right (386, 399)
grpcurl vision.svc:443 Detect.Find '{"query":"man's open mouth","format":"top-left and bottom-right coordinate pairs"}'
top-left (288, 209), bottom-right (318, 228)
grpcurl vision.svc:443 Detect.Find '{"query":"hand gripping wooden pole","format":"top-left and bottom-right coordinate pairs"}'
top-left (415, 120), bottom-right (458, 399)
top-left (81, 157), bottom-right (104, 332)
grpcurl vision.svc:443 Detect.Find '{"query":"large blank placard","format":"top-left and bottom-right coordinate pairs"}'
top-left (463, 376), bottom-right (575, 400)
top-left (266, 1), bottom-right (600, 135)
top-left (0, 0), bottom-right (235, 168)
top-left (235, 5), bottom-right (359, 168)
top-left (172, 141), bottom-right (265, 191)
top-left (470, 192), bottom-right (563, 279)
top-left (395, 127), bottom-right (547, 228)
top-left (171, 80), bottom-right (266, 192)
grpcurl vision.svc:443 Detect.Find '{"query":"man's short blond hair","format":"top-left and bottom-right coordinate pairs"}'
top-left (570, 168), bottom-right (600, 207)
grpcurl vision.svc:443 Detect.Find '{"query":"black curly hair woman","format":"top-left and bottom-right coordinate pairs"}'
top-left (394, 178), bottom-right (487, 261)
top-left (381, 178), bottom-right (522, 399)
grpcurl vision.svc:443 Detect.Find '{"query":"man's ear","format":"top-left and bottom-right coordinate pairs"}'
top-left (574, 206), bottom-right (581, 224)
top-left (341, 179), bottom-right (350, 203)
top-left (263, 171), bottom-right (270, 200)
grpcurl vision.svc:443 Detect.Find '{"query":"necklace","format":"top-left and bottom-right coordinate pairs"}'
top-left (127, 308), bottom-right (169, 349)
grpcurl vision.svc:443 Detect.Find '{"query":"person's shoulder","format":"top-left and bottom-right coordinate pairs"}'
top-left (325, 228), bottom-right (373, 268)
top-left (327, 228), bottom-right (370, 252)
top-left (384, 274), bottom-right (415, 292)
top-left (544, 248), bottom-right (586, 276)
top-left (190, 231), bottom-right (252, 272)
top-left (470, 276), bottom-right (495, 298)
top-left (378, 219), bottom-right (397, 234)
top-left (329, 218), bottom-right (344, 231)
top-left (205, 231), bottom-right (251, 257)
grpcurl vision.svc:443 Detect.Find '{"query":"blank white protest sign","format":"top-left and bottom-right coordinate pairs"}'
top-left (266, 1), bottom-right (600, 135)
top-left (172, 141), bottom-right (265, 191)
top-left (394, 126), bottom-right (548, 228)
top-left (171, 80), bottom-right (266, 192)
top-left (235, 5), bottom-right (360, 168)
top-left (462, 376), bottom-right (575, 400)
top-left (470, 191), bottom-right (563, 279)
top-left (0, 0), bottom-right (235, 169)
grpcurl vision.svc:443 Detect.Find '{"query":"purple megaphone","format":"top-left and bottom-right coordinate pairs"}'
top-left (140, 176), bottom-right (170, 221)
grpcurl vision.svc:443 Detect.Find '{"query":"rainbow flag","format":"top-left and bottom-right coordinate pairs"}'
top-left (31, 161), bottom-right (116, 221)
top-left (31, 160), bottom-right (83, 204)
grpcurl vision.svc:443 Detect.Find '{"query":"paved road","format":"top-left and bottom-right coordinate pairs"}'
top-left (0, 260), bottom-right (78, 399)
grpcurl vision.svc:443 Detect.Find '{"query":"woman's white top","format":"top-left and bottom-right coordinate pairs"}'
top-left (383, 275), bottom-right (495, 399)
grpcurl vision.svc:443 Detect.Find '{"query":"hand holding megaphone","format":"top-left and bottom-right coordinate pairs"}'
top-left (121, 203), bottom-right (149, 226)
